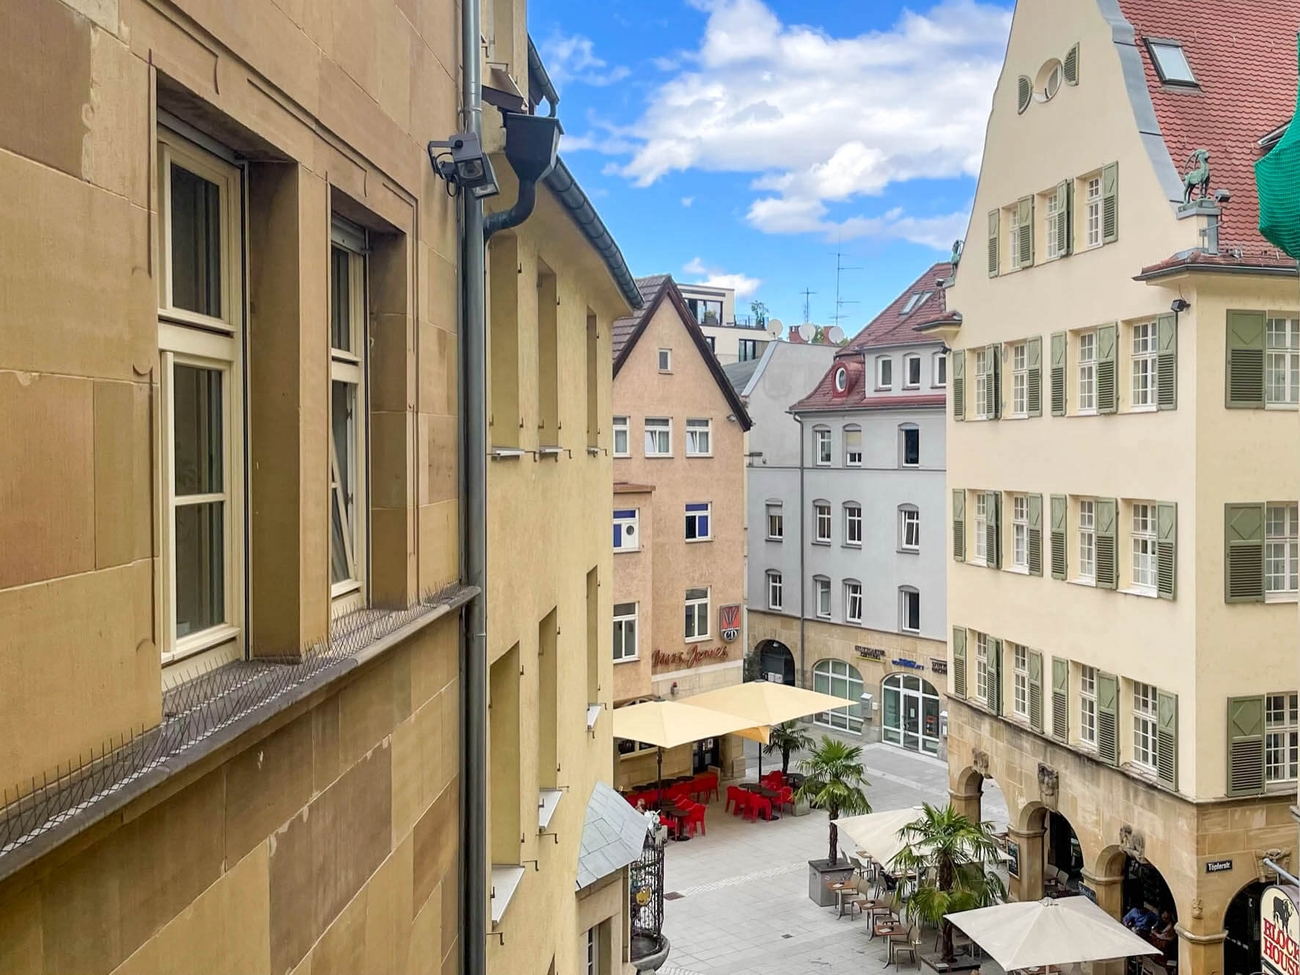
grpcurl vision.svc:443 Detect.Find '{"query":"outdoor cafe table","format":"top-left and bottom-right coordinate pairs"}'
top-left (663, 807), bottom-right (692, 841)
top-left (739, 782), bottom-right (781, 820)
top-left (827, 881), bottom-right (861, 918)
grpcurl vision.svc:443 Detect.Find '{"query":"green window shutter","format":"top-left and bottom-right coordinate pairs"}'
top-left (953, 350), bottom-right (966, 421)
top-left (1156, 502), bottom-right (1177, 599)
top-left (1050, 332), bottom-right (1067, 416)
top-left (1224, 502), bottom-right (1266, 603)
top-left (1050, 494), bottom-right (1068, 580)
top-left (1017, 76), bottom-right (1032, 114)
top-left (1051, 657), bottom-right (1069, 742)
top-left (1018, 196), bottom-right (1034, 268)
top-left (952, 627), bottom-right (967, 699)
top-left (989, 638), bottom-right (1003, 716)
top-left (1225, 310), bottom-right (1266, 408)
top-left (1027, 494), bottom-right (1043, 576)
top-left (1063, 43), bottom-right (1080, 85)
top-left (952, 489), bottom-right (966, 563)
top-left (987, 491), bottom-right (1002, 570)
top-left (1156, 691), bottom-right (1178, 789)
top-left (1095, 498), bottom-right (1118, 589)
top-left (987, 211), bottom-right (1000, 277)
top-left (1156, 314), bottom-right (1177, 409)
top-left (1028, 650), bottom-right (1044, 732)
top-left (1101, 162), bottom-right (1119, 243)
top-left (989, 343), bottom-right (1003, 419)
top-left (1097, 323), bottom-right (1118, 413)
top-left (1096, 671), bottom-right (1119, 766)
top-left (1226, 695), bottom-right (1265, 796)
top-left (1056, 180), bottom-right (1072, 257)
top-left (1027, 336), bottom-right (1043, 416)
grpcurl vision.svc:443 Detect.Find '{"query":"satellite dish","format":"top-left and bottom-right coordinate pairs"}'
top-left (827, 326), bottom-right (845, 344)
top-left (797, 323), bottom-right (815, 342)
top-left (766, 317), bottom-right (784, 339)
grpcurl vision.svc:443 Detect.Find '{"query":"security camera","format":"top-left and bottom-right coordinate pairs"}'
top-left (1214, 188), bottom-right (1231, 204)
top-left (427, 132), bottom-right (500, 199)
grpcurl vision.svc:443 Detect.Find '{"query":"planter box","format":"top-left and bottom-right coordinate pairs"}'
top-left (790, 796), bottom-right (811, 817)
top-left (807, 858), bottom-right (854, 906)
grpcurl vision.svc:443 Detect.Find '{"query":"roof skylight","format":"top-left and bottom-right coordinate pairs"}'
top-left (900, 291), bottom-right (931, 316)
top-left (1147, 40), bottom-right (1197, 86)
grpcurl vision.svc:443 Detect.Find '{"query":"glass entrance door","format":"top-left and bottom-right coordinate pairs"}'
top-left (882, 674), bottom-right (941, 755)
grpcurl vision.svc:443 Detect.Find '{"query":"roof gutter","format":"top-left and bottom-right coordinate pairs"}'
top-left (527, 36), bottom-right (559, 117)
top-left (1134, 262), bottom-right (1299, 282)
top-left (544, 157), bottom-right (643, 309)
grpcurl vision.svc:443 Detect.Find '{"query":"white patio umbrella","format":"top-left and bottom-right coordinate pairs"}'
top-left (834, 807), bottom-right (927, 868)
top-left (946, 896), bottom-right (1162, 969)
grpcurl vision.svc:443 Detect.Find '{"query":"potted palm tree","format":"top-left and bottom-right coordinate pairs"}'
top-left (794, 736), bottom-right (871, 905)
top-left (763, 721), bottom-right (816, 815)
top-left (891, 803), bottom-right (1005, 964)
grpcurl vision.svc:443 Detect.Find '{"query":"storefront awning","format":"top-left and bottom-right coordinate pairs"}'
top-left (576, 780), bottom-right (653, 890)
top-left (685, 681), bottom-right (853, 728)
top-left (611, 700), bottom-right (769, 749)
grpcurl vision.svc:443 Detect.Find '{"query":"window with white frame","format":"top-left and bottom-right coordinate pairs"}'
top-left (904, 354), bottom-right (921, 388)
top-left (899, 587), bottom-right (920, 633)
top-left (974, 632), bottom-right (989, 704)
top-left (1132, 682), bottom-right (1158, 771)
top-left (900, 425), bottom-right (920, 467)
top-left (1013, 645), bottom-right (1028, 717)
top-left (844, 426), bottom-right (863, 466)
top-left (612, 416), bottom-right (629, 457)
top-left (684, 587), bottom-right (710, 640)
top-left (767, 571), bottom-right (783, 610)
top-left (658, 348), bottom-right (672, 372)
top-left (1078, 499), bottom-right (1096, 580)
top-left (613, 602), bottom-right (638, 661)
top-left (614, 508), bottom-right (639, 552)
top-left (844, 503), bottom-right (862, 546)
top-left (1085, 176), bottom-right (1102, 248)
top-left (814, 577), bottom-right (831, 617)
top-left (812, 658), bottom-right (863, 732)
top-left (877, 356), bottom-right (893, 389)
top-left (1078, 331), bottom-right (1097, 412)
top-left (1268, 503), bottom-right (1299, 595)
top-left (330, 220), bottom-right (368, 613)
top-left (814, 502), bottom-right (832, 543)
top-left (1266, 692), bottom-right (1299, 782)
top-left (1046, 190), bottom-right (1063, 259)
top-left (585, 926), bottom-right (600, 975)
top-left (933, 351), bottom-right (947, 387)
top-left (686, 418), bottom-right (712, 456)
top-left (974, 493), bottom-right (988, 562)
top-left (685, 502), bottom-right (711, 541)
top-left (1012, 495), bottom-right (1028, 570)
top-left (766, 502), bottom-right (784, 540)
top-left (644, 417), bottom-right (671, 456)
top-left (845, 581), bottom-right (863, 623)
top-left (158, 128), bottom-right (244, 664)
top-left (1131, 321), bottom-right (1158, 409)
top-left (1009, 204), bottom-right (1023, 267)
top-left (1267, 316), bottom-right (1300, 406)
top-left (900, 507), bottom-right (920, 551)
top-left (1011, 342), bottom-right (1028, 416)
top-left (974, 348), bottom-right (991, 419)
top-left (1131, 502), bottom-right (1157, 590)
top-left (815, 427), bottom-right (832, 465)
top-left (1079, 665), bottom-right (1097, 746)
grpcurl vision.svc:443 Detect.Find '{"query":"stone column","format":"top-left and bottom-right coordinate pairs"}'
top-left (1008, 825), bottom-right (1044, 902)
top-left (1081, 869), bottom-right (1125, 975)
top-left (949, 786), bottom-right (982, 823)
top-left (1176, 923), bottom-right (1225, 975)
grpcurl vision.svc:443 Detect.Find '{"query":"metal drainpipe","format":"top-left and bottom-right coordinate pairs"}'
top-left (459, 0), bottom-right (488, 971)
top-left (795, 414), bottom-right (806, 687)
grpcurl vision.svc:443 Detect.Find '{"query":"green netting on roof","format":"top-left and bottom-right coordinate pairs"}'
top-left (1257, 35), bottom-right (1300, 258)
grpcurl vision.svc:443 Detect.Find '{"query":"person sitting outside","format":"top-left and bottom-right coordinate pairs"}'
top-left (1122, 904), bottom-right (1158, 937)
top-left (1149, 912), bottom-right (1176, 955)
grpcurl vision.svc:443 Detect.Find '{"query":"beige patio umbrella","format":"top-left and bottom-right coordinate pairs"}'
top-left (946, 896), bottom-right (1162, 969)
top-left (686, 681), bottom-right (853, 776)
top-left (834, 807), bottom-right (928, 867)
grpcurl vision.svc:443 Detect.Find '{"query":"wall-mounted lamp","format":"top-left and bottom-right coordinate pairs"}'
top-left (726, 413), bottom-right (737, 423)
top-left (670, 681), bottom-right (679, 696)
top-left (1171, 298), bottom-right (1191, 314)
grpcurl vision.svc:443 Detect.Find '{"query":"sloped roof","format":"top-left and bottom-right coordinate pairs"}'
top-left (722, 357), bottom-right (762, 396)
top-left (1115, 0), bottom-right (1300, 258)
top-left (611, 274), bottom-right (754, 430)
top-left (575, 780), bottom-right (652, 890)
top-left (846, 263), bottom-right (953, 350)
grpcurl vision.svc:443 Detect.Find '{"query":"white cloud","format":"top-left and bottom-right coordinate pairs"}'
top-left (681, 196), bottom-right (694, 207)
top-left (541, 32), bottom-right (631, 87)
top-left (683, 257), bottom-right (762, 298)
top-left (608, 0), bottom-right (1011, 247)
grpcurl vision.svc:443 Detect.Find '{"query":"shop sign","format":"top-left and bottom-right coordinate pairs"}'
top-left (719, 604), bottom-right (741, 642)
top-left (855, 646), bottom-right (887, 660)
top-left (1006, 840), bottom-right (1019, 878)
top-left (1078, 882), bottom-right (1097, 904)
top-left (930, 658), bottom-right (948, 675)
top-left (891, 658), bottom-right (924, 671)
top-left (652, 646), bottom-right (729, 669)
top-left (1205, 859), bottom-right (1233, 874)
top-left (1262, 884), bottom-right (1300, 975)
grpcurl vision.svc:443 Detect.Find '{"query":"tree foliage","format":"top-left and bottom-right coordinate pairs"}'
top-left (793, 736), bottom-right (871, 865)
top-left (763, 721), bottom-right (815, 775)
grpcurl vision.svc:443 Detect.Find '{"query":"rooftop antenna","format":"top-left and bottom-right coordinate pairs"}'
top-left (831, 245), bottom-right (860, 327)
top-left (799, 288), bottom-right (816, 324)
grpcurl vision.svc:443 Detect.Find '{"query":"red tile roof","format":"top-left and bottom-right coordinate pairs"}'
top-left (1116, 0), bottom-right (1300, 257)
top-left (1136, 248), bottom-right (1298, 279)
top-left (846, 263), bottom-right (953, 350)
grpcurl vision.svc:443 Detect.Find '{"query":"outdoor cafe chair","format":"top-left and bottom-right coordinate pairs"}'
top-left (775, 786), bottom-right (795, 815)
top-left (725, 786), bottom-right (745, 815)
top-left (866, 896), bottom-right (899, 939)
top-left (744, 795), bottom-right (772, 822)
top-left (888, 924), bottom-right (922, 969)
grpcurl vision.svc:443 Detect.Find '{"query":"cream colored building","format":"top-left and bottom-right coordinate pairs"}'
top-left (610, 276), bottom-right (754, 788)
top-left (678, 281), bottom-right (772, 364)
top-left (0, 1), bottom-right (638, 974)
top-left (943, 2), bottom-right (1300, 972)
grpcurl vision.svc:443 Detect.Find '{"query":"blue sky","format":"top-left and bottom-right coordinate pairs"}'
top-left (529, 0), bottom-right (1013, 333)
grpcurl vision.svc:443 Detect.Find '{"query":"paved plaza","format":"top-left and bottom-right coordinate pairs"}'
top-left (658, 740), bottom-right (1009, 975)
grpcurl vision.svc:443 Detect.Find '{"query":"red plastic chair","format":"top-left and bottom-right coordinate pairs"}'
top-left (776, 786), bottom-right (795, 815)
top-left (745, 794), bottom-right (772, 822)
top-left (733, 790), bottom-right (751, 818)
top-left (725, 785), bottom-right (743, 814)
top-left (685, 801), bottom-right (706, 836)
top-left (699, 772), bottom-right (720, 801)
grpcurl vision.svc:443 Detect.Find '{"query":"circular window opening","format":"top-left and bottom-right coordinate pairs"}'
top-left (834, 367), bottom-right (848, 392)
top-left (1035, 59), bottom-right (1064, 103)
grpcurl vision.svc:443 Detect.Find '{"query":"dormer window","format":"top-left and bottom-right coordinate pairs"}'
top-left (1146, 39), bottom-right (1196, 86)
top-left (834, 367), bottom-right (848, 393)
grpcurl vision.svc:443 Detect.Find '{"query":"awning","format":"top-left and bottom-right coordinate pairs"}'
top-left (612, 700), bottom-right (769, 749)
top-left (835, 807), bottom-right (928, 867)
top-left (947, 896), bottom-right (1162, 969)
top-left (576, 780), bottom-right (653, 890)
top-left (686, 681), bottom-right (854, 728)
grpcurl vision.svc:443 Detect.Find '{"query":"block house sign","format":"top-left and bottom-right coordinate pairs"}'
top-left (1262, 885), bottom-right (1300, 975)
top-left (652, 646), bottom-right (730, 669)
